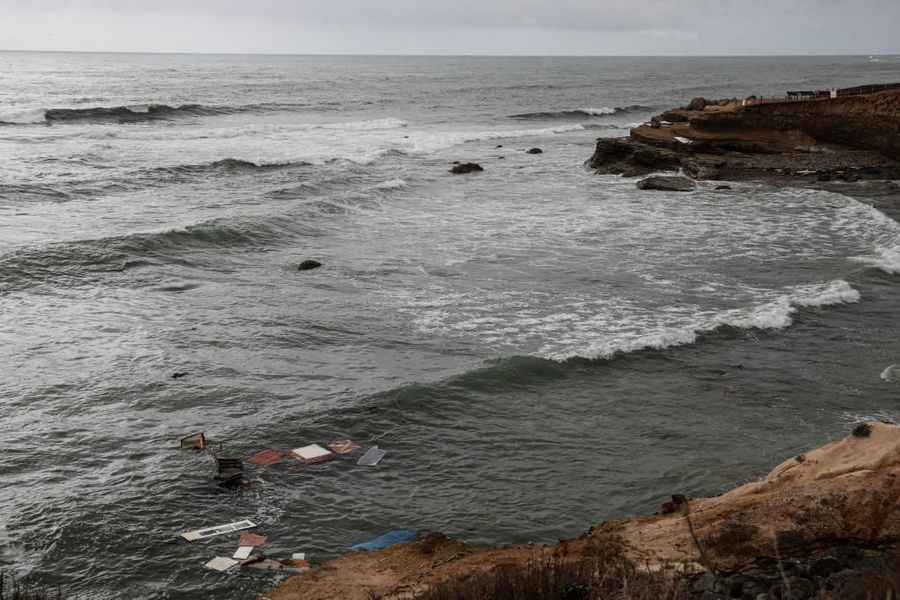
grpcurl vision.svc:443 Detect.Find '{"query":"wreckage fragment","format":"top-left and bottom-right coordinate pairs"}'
top-left (181, 519), bottom-right (257, 542)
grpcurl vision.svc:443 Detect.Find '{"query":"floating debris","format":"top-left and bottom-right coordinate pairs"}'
top-left (291, 444), bottom-right (336, 464)
top-left (327, 440), bottom-right (361, 455)
top-left (233, 546), bottom-right (253, 560)
top-left (239, 532), bottom-right (268, 547)
top-left (247, 449), bottom-right (286, 466)
top-left (214, 456), bottom-right (244, 487)
top-left (180, 432), bottom-right (207, 450)
top-left (181, 519), bottom-right (257, 542)
top-left (291, 552), bottom-right (306, 561)
top-left (205, 557), bottom-right (240, 572)
top-left (350, 529), bottom-right (418, 551)
top-left (357, 446), bottom-right (386, 466)
top-left (243, 558), bottom-right (309, 574)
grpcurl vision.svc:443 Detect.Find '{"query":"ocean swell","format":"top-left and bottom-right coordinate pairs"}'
top-left (548, 280), bottom-right (861, 361)
top-left (0, 102), bottom-right (320, 125)
top-left (0, 217), bottom-right (314, 293)
top-left (508, 105), bottom-right (652, 120)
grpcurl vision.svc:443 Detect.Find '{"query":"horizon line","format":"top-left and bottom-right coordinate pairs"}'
top-left (1, 49), bottom-right (897, 58)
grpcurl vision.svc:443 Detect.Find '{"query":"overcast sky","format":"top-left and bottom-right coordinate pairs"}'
top-left (1, 0), bottom-right (899, 55)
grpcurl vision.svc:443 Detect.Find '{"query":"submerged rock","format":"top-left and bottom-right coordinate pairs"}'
top-left (298, 260), bottom-right (322, 271)
top-left (526, 147), bottom-right (543, 154)
top-left (450, 162), bottom-right (484, 174)
top-left (636, 175), bottom-right (696, 192)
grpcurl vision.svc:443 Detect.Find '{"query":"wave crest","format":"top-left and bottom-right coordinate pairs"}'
top-left (550, 280), bottom-right (860, 361)
top-left (508, 105), bottom-right (652, 120)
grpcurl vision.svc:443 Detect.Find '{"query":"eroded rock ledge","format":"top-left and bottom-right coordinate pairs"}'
top-left (264, 422), bottom-right (900, 600)
top-left (589, 89), bottom-right (900, 182)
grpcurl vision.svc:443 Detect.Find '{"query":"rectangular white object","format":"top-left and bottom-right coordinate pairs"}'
top-left (291, 444), bottom-right (334, 462)
top-left (233, 546), bottom-right (253, 560)
top-left (181, 519), bottom-right (257, 542)
top-left (205, 557), bottom-right (239, 572)
top-left (291, 552), bottom-right (306, 560)
top-left (357, 447), bottom-right (386, 466)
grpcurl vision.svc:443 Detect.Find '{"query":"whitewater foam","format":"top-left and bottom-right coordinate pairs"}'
top-left (373, 179), bottom-right (408, 190)
top-left (548, 280), bottom-right (860, 361)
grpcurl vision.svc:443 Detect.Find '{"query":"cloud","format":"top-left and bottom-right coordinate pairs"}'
top-left (0, 0), bottom-right (898, 54)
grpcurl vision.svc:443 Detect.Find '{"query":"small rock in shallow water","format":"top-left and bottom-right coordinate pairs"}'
top-left (526, 147), bottom-right (543, 154)
top-left (715, 185), bottom-right (733, 190)
top-left (298, 260), bottom-right (322, 271)
top-left (171, 372), bottom-right (188, 379)
top-left (636, 175), bottom-right (695, 192)
top-left (852, 422), bottom-right (872, 438)
top-left (450, 162), bottom-right (484, 174)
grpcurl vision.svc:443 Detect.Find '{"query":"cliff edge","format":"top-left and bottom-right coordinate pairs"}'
top-left (264, 422), bottom-right (900, 600)
top-left (589, 88), bottom-right (900, 182)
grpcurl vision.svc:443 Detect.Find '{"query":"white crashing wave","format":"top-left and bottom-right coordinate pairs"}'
top-left (579, 107), bottom-right (618, 116)
top-left (0, 107), bottom-right (48, 124)
top-left (881, 364), bottom-right (899, 382)
top-left (546, 280), bottom-right (860, 361)
top-left (373, 178), bottom-right (408, 190)
top-left (318, 117), bottom-right (408, 131)
top-left (855, 244), bottom-right (900, 275)
top-left (836, 198), bottom-right (900, 275)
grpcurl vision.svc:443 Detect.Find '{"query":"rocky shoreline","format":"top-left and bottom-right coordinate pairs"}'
top-left (260, 90), bottom-right (900, 600)
top-left (262, 422), bottom-right (900, 600)
top-left (589, 89), bottom-right (900, 184)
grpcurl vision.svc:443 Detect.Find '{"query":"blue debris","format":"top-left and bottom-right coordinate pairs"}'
top-left (349, 529), bottom-right (418, 552)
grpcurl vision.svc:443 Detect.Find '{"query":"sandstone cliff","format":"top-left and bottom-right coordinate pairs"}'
top-left (263, 422), bottom-right (900, 600)
top-left (589, 89), bottom-right (900, 182)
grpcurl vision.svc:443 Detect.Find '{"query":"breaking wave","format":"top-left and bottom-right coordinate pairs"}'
top-left (0, 217), bottom-right (318, 293)
top-left (854, 244), bottom-right (900, 275)
top-left (0, 102), bottom-right (321, 125)
top-left (508, 105), bottom-right (652, 120)
top-left (547, 280), bottom-right (860, 361)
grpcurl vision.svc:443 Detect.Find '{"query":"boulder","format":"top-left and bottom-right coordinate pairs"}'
top-left (450, 162), bottom-right (483, 174)
top-left (687, 97), bottom-right (708, 111)
top-left (636, 176), bottom-right (696, 192)
top-left (298, 260), bottom-right (322, 271)
top-left (526, 148), bottom-right (543, 154)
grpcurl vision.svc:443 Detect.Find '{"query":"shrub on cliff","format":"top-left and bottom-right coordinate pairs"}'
top-left (418, 539), bottom-right (692, 600)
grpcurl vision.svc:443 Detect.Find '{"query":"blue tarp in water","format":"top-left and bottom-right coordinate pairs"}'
top-left (349, 529), bottom-right (418, 551)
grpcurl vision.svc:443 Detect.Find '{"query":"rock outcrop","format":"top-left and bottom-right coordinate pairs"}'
top-left (636, 175), bottom-right (696, 191)
top-left (589, 88), bottom-right (900, 182)
top-left (264, 422), bottom-right (900, 600)
top-left (298, 260), bottom-right (322, 271)
top-left (450, 162), bottom-right (484, 174)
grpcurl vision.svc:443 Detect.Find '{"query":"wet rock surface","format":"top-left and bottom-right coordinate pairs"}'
top-left (298, 259), bottom-right (322, 271)
top-left (589, 89), bottom-right (900, 183)
top-left (637, 175), bottom-right (696, 191)
top-left (449, 162), bottom-right (484, 174)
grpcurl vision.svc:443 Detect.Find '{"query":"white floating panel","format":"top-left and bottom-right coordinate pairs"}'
top-left (291, 444), bottom-right (334, 462)
top-left (181, 519), bottom-right (257, 542)
top-left (205, 557), bottom-right (239, 572)
top-left (233, 546), bottom-right (253, 560)
top-left (357, 447), bottom-right (387, 466)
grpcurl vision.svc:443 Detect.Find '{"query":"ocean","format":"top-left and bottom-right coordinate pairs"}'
top-left (2, 52), bottom-right (900, 599)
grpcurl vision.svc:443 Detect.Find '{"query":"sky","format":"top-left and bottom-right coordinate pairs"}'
top-left (1, 0), bottom-right (899, 56)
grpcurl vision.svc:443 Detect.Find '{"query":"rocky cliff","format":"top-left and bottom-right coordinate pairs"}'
top-left (589, 89), bottom-right (900, 182)
top-left (264, 422), bottom-right (900, 600)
